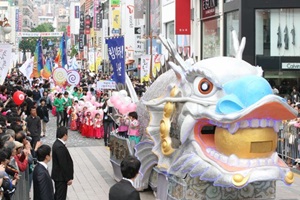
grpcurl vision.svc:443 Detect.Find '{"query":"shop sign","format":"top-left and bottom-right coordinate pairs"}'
top-left (79, 12), bottom-right (84, 34)
top-left (85, 15), bottom-right (91, 34)
top-left (79, 34), bottom-right (85, 51)
top-left (74, 6), bottom-right (80, 18)
top-left (202, 0), bottom-right (217, 19)
top-left (175, 0), bottom-right (191, 35)
top-left (282, 63), bottom-right (300, 69)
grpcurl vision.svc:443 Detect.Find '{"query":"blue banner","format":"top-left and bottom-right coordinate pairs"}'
top-left (105, 36), bottom-right (125, 84)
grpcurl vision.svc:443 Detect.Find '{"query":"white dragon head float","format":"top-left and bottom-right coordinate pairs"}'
top-left (135, 32), bottom-right (296, 189)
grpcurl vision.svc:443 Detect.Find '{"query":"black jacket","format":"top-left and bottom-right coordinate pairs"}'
top-left (51, 139), bottom-right (74, 182)
top-left (25, 115), bottom-right (41, 137)
top-left (33, 163), bottom-right (54, 200)
top-left (109, 179), bottom-right (140, 200)
top-left (37, 105), bottom-right (49, 120)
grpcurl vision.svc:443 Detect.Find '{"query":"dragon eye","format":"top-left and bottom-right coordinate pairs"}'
top-left (198, 78), bottom-right (213, 94)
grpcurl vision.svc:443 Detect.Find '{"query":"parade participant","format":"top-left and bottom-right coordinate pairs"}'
top-left (51, 127), bottom-right (74, 200)
top-left (118, 115), bottom-right (129, 138)
top-left (93, 113), bottom-right (103, 139)
top-left (53, 93), bottom-right (64, 127)
top-left (109, 156), bottom-right (141, 200)
top-left (62, 92), bottom-right (72, 128)
top-left (78, 107), bottom-right (87, 133)
top-left (37, 99), bottom-right (49, 137)
top-left (69, 107), bottom-right (77, 131)
top-left (127, 112), bottom-right (140, 145)
top-left (82, 111), bottom-right (93, 138)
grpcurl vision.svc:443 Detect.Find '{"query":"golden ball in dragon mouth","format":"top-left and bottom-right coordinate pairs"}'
top-left (214, 127), bottom-right (277, 159)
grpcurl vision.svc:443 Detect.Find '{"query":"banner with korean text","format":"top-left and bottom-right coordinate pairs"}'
top-left (0, 44), bottom-right (12, 85)
top-left (105, 36), bottom-right (125, 84)
top-left (97, 80), bottom-right (116, 90)
top-left (140, 55), bottom-right (151, 83)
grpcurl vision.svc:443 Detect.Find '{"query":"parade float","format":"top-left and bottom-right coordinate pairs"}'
top-left (109, 34), bottom-right (297, 200)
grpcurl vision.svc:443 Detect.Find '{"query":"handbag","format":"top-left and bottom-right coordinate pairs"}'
top-left (43, 116), bottom-right (49, 123)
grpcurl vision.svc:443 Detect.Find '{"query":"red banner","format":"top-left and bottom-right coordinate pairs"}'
top-left (175, 0), bottom-right (191, 35)
top-left (67, 26), bottom-right (71, 37)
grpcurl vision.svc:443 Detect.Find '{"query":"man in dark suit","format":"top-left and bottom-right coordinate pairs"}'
top-left (33, 144), bottom-right (54, 200)
top-left (51, 126), bottom-right (74, 200)
top-left (109, 156), bottom-right (141, 200)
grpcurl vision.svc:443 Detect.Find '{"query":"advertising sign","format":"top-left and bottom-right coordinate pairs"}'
top-left (175, 0), bottom-right (191, 35)
top-left (202, 0), bottom-right (217, 19)
top-left (85, 15), bottom-right (91, 34)
top-left (94, 0), bottom-right (100, 30)
top-left (75, 5), bottom-right (80, 18)
top-left (80, 12), bottom-right (84, 34)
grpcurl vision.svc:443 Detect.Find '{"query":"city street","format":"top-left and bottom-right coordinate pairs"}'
top-left (40, 115), bottom-right (300, 200)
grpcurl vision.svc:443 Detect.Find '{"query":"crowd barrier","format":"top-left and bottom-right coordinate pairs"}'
top-left (278, 121), bottom-right (300, 168)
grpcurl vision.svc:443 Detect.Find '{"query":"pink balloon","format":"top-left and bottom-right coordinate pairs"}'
top-left (119, 105), bottom-right (128, 115)
top-left (87, 91), bottom-right (91, 96)
top-left (110, 96), bottom-right (118, 104)
top-left (91, 96), bottom-right (96, 102)
top-left (128, 103), bottom-right (137, 112)
top-left (114, 99), bottom-right (122, 109)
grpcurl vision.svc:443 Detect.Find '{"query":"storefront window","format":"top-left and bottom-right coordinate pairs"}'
top-left (256, 9), bottom-right (300, 57)
top-left (202, 18), bottom-right (220, 59)
top-left (225, 11), bottom-right (239, 57)
top-left (166, 21), bottom-right (175, 44)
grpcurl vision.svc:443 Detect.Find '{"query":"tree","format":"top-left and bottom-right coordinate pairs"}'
top-left (58, 25), bottom-right (67, 33)
top-left (31, 23), bottom-right (55, 32)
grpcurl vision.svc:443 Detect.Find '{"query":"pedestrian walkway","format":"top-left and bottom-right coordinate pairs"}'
top-left (65, 146), bottom-right (154, 200)
top-left (66, 145), bottom-right (300, 200)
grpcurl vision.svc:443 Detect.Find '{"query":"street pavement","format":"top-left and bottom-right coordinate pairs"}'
top-left (37, 115), bottom-right (300, 200)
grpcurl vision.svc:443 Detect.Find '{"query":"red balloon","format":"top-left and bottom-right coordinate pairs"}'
top-left (13, 91), bottom-right (25, 106)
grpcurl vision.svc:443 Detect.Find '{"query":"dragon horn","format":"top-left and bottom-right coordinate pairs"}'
top-left (159, 34), bottom-right (188, 72)
top-left (232, 30), bottom-right (246, 60)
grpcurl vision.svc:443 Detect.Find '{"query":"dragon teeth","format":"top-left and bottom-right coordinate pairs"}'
top-left (228, 123), bottom-right (239, 134)
top-left (273, 121), bottom-right (281, 133)
top-left (260, 119), bottom-right (268, 127)
top-left (250, 119), bottom-right (260, 128)
top-left (212, 119), bottom-right (281, 134)
top-left (228, 154), bottom-right (239, 166)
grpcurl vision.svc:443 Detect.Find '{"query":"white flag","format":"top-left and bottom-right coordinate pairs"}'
top-left (19, 57), bottom-right (34, 82)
